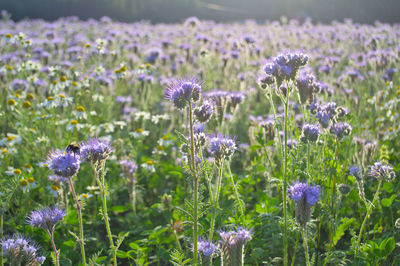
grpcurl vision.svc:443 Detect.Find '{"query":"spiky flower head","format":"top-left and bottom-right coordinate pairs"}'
top-left (209, 134), bottom-right (237, 164)
top-left (288, 182), bottom-right (320, 226)
top-left (27, 206), bottom-right (65, 233)
top-left (300, 123), bottom-right (321, 143)
top-left (164, 78), bottom-right (202, 109)
top-left (119, 159), bottom-right (138, 176)
top-left (296, 73), bottom-right (318, 104)
top-left (1, 234), bottom-right (45, 265)
top-left (369, 161), bottom-right (395, 182)
top-left (47, 150), bottom-right (80, 178)
top-left (80, 138), bottom-right (113, 163)
top-left (330, 122), bottom-right (352, 139)
top-left (349, 166), bottom-right (361, 180)
top-left (194, 100), bottom-right (213, 123)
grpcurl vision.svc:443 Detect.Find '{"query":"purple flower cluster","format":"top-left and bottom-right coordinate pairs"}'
top-left (219, 228), bottom-right (252, 264)
top-left (329, 122), bottom-right (352, 139)
top-left (119, 159), bottom-right (138, 176)
top-left (369, 161), bottom-right (395, 182)
top-left (194, 100), bottom-right (213, 123)
top-left (300, 123), bottom-right (321, 143)
top-left (209, 134), bottom-right (237, 163)
top-left (1, 234), bottom-right (46, 265)
top-left (27, 206), bottom-right (65, 233)
top-left (80, 138), bottom-right (113, 163)
top-left (310, 102), bottom-right (337, 128)
top-left (288, 182), bottom-right (320, 206)
top-left (47, 149), bottom-right (80, 178)
top-left (349, 166), bottom-right (361, 179)
top-left (296, 72), bottom-right (319, 104)
top-left (197, 239), bottom-right (218, 258)
top-left (164, 79), bottom-right (202, 109)
top-left (264, 52), bottom-right (309, 85)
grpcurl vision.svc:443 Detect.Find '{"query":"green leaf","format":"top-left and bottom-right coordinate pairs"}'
top-left (381, 195), bottom-right (396, 207)
top-left (332, 218), bottom-right (354, 247)
top-left (383, 182), bottom-right (393, 193)
top-left (379, 237), bottom-right (395, 258)
top-left (129, 242), bottom-right (141, 250)
top-left (111, 205), bottom-right (128, 213)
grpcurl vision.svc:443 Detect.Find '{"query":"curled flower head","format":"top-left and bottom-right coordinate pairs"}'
top-left (47, 150), bottom-right (80, 178)
top-left (300, 123), bottom-right (321, 143)
top-left (119, 159), bottom-right (138, 176)
top-left (209, 134), bottom-right (237, 164)
top-left (164, 78), bottom-right (202, 109)
top-left (194, 100), bottom-right (213, 123)
top-left (330, 122), bottom-right (352, 139)
top-left (80, 138), bottom-right (113, 163)
top-left (369, 162), bottom-right (395, 182)
top-left (27, 206), bottom-right (65, 233)
top-left (219, 228), bottom-right (252, 264)
top-left (1, 234), bottom-right (45, 265)
top-left (349, 166), bottom-right (361, 180)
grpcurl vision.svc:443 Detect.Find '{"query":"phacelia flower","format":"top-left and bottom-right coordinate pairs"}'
top-left (219, 228), bottom-right (252, 265)
top-left (27, 206), bottom-right (65, 233)
top-left (47, 150), bottom-right (80, 178)
top-left (119, 159), bottom-right (138, 176)
top-left (80, 138), bottom-right (113, 163)
top-left (164, 78), bottom-right (202, 109)
top-left (330, 122), bottom-right (352, 139)
top-left (369, 162), bottom-right (395, 182)
top-left (209, 135), bottom-right (237, 164)
top-left (196, 239), bottom-right (218, 258)
top-left (300, 123), bottom-right (321, 143)
top-left (349, 166), bottom-right (361, 180)
top-left (296, 73), bottom-right (318, 104)
top-left (288, 182), bottom-right (320, 226)
top-left (1, 234), bottom-right (45, 265)
top-left (194, 101), bottom-right (213, 123)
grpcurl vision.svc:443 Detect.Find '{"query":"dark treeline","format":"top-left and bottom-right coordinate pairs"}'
top-left (0, 0), bottom-right (399, 24)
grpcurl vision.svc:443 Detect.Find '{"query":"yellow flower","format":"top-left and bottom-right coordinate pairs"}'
top-left (82, 193), bottom-right (88, 199)
top-left (48, 96), bottom-right (55, 101)
top-left (58, 93), bottom-right (66, 99)
top-left (136, 128), bottom-right (143, 133)
top-left (20, 179), bottom-right (29, 187)
top-left (5, 33), bottom-right (12, 38)
top-left (161, 136), bottom-right (168, 140)
top-left (28, 177), bottom-right (35, 183)
top-left (0, 148), bottom-right (8, 154)
top-left (15, 93), bottom-right (21, 98)
top-left (22, 101), bottom-right (31, 109)
top-left (5, 64), bottom-right (13, 71)
top-left (70, 120), bottom-right (78, 125)
top-left (156, 145), bottom-right (164, 151)
top-left (7, 135), bottom-right (15, 141)
top-left (51, 185), bottom-right (59, 191)
top-left (26, 93), bottom-right (35, 100)
top-left (120, 66), bottom-right (127, 72)
top-left (72, 81), bottom-right (78, 86)
top-left (52, 80), bottom-right (58, 85)
top-left (24, 163), bottom-right (33, 169)
top-left (146, 160), bottom-right (154, 165)
top-left (76, 105), bottom-right (85, 112)
top-left (60, 75), bottom-right (67, 82)
top-left (7, 99), bottom-right (16, 106)
top-left (14, 169), bottom-right (22, 175)
top-left (85, 43), bottom-right (91, 48)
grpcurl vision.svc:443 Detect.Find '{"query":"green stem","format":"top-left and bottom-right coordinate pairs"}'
top-left (67, 178), bottom-right (86, 266)
top-left (209, 160), bottom-right (224, 242)
top-left (0, 209), bottom-right (3, 266)
top-left (354, 180), bottom-right (382, 260)
top-left (93, 164), bottom-right (117, 265)
top-left (188, 103), bottom-right (198, 265)
top-left (283, 88), bottom-right (289, 266)
top-left (290, 232), bottom-right (300, 266)
top-left (227, 164), bottom-right (245, 223)
top-left (302, 228), bottom-right (311, 266)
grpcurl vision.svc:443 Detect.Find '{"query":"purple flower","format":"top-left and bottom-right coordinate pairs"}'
top-left (330, 122), bottom-right (352, 139)
top-left (300, 123), bottom-right (321, 143)
top-left (197, 239), bottom-right (217, 257)
top-left (288, 182), bottom-right (320, 206)
top-left (369, 162), bottom-right (395, 182)
top-left (1, 234), bottom-right (45, 265)
top-left (209, 134), bottom-right (237, 163)
top-left (219, 228), bottom-right (252, 264)
top-left (27, 206), bottom-right (65, 232)
top-left (47, 150), bottom-right (80, 178)
top-left (119, 159), bottom-right (138, 175)
top-left (164, 78), bottom-right (202, 109)
top-left (349, 166), bottom-right (361, 179)
top-left (80, 138), bottom-right (113, 163)
top-left (194, 101), bottom-right (213, 123)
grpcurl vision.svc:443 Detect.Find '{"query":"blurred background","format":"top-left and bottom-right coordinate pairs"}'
top-left (0, 0), bottom-right (399, 23)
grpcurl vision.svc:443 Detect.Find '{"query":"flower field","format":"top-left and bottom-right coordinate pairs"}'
top-left (0, 15), bottom-right (399, 265)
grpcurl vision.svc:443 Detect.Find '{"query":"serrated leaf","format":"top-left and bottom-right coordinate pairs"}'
top-left (332, 218), bottom-right (354, 247)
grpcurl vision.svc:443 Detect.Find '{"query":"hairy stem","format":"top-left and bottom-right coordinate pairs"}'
top-left (283, 89), bottom-right (289, 266)
top-left (302, 228), bottom-right (311, 266)
top-left (67, 178), bottom-right (86, 266)
top-left (209, 160), bottom-right (224, 242)
top-left (188, 103), bottom-right (198, 265)
top-left (48, 230), bottom-right (59, 266)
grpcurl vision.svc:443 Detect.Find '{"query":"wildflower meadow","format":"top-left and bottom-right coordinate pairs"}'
top-left (0, 12), bottom-right (400, 265)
